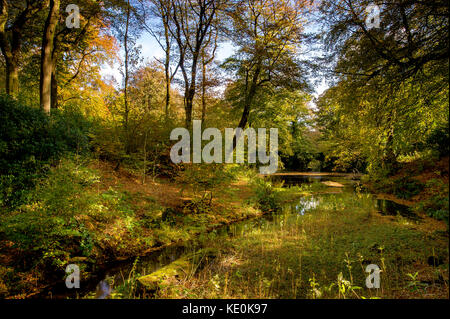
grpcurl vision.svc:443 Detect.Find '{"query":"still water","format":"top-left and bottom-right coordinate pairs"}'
top-left (44, 174), bottom-right (419, 299)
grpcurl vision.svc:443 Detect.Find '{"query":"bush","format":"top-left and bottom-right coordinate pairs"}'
top-left (392, 177), bottom-right (424, 200)
top-left (414, 179), bottom-right (449, 226)
top-left (251, 178), bottom-right (283, 212)
top-left (426, 123), bottom-right (449, 158)
top-left (0, 159), bottom-right (100, 269)
top-left (176, 164), bottom-right (238, 194)
top-left (0, 95), bottom-right (93, 207)
top-left (50, 106), bottom-right (93, 154)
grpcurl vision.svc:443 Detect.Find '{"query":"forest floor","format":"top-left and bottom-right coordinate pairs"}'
top-left (366, 157), bottom-right (449, 207)
top-left (0, 158), bottom-right (448, 299)
top-left (0, 160), bottom-right (265, 298)
top-left (149, 199), bottom-right (448, 299)
top-left (142, 159), bottom-right (449, 299)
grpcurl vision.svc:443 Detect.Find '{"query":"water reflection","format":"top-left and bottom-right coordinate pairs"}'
top-left (95, 279), bottom-right (112, 299)
top-left (271, 175), bottom-right (331, 186)
top-left (295, 196), bottom-right (320, 215)
top-left (47, 174), bottom-right (421, 299)
top-left (274, 175), bottom-right (420, 220)
top-left (375, 198), bottom-right (421, 221)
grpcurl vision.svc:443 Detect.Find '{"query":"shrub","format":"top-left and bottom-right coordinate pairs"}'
top-left (176, 164), bottom-right (238, 194)
top-left (414, 179), bottom-right (449, 225)
top-left (426, 123), bottom-right (449, 158)
top-left (0, 159), bottom-right (100, 270)
top-left (251, 178), bottom-right (283, 212)
top-left (0, 95), bottom-right (93, 207)
top-left (392, 177), bottom-right (424, 200)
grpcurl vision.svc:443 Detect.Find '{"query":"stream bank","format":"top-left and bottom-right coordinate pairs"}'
top-left (43, 173), bottom-right (447, 299)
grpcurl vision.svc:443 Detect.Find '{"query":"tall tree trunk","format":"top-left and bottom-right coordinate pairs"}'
top-left (201, 53), bottom-right (206, 123)
top-left (169, 0), bottom-right (217, 128)
top-left (4, 59), bottom-right (19, 96)
top-left (237, 65), bottom-right (261, 130)
top-left (164, 22), bottom-right (171, 120)
top-left (150, 0), bottom-right (174, 121)
top-left (231, 65), bottom-right (261, 150)
top-left (382, 109), bottom-right (398, 175)
top-left (184, 52), bottom-right (199, 128)
top-left (179, 58), bottom-right (189, 128)
top-left (185, 88), bottom-right (194, 128)
top-left (0, 0), bottom-right (19, 97)
top-left (123, 0), bottom-right (131, 153)
top-left (40, 0), bottom-right (60, 114)
top-left (383, 129), bottom-right (398, 174)
top-left (51, 68), bottom-right (58, 110)
top-left (50, 43), bottom-right (58, 110)
top-left (200, 35), bottom-right (217, 123)
top-left (164, 57), bottom-right (171, 119)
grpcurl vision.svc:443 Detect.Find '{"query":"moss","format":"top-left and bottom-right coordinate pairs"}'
top-left (152, 192), bottom-right (449, 299)
top-left (137, 248), bottom-right (218, 291)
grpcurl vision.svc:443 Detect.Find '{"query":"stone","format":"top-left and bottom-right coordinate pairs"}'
top-left (137, 248), bottom-right (217, 291)
top-left (321, 181), bottom-right (345, 187)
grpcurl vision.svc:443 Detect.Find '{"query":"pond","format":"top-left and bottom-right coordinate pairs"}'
top-left (43, 173), bottom-right (420, 299)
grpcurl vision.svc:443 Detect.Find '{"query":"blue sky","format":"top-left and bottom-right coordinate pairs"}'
top-left (101, 33), bottom-right (237, 85)
top-left (101, 22), bottom-right (329, 98)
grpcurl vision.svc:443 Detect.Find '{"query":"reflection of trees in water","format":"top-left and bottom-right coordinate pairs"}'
top-left (294, 197), bottom-right (320, 215)
top-left (375, 199), bottom-right (420, 221)
top-left (95, 279), bottom-right (112, 299)
top-left (86, 180), bottom-right (419, 299)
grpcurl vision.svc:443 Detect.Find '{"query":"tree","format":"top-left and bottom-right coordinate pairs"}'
top-left (314, 0), bottom-right (449, 175)
top-left (200, 29), bottom-right (217, 122)
top-left (9, 0), bottom-right (118, 113)
top-left (0, 0), bottom-right (118, 112)
top-left (40, 0), bottom-right (60, 114)
top-left (0, 0), bottom-right (46, 96)
top-left (123, 0), bottom-right (131, 138)
top-left (168, 0), bottom-right (220, 128)
top-left (112, 0), bottom-right (147, 153)
top-left (148, 0), bottom-right (180, 120)
top-left (318, 0), bottom-right (449, 85)
top-left (52, 0), bottom-right (120, 111)
top-left (223, 0), bottom-right (309, 138)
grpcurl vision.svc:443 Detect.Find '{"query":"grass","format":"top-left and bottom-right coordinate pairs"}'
top-left (0, 157), bottom-right (263, 298)
top-left (150, 191), bottom-right (449, 299)
top-left (0, 157), bottom-right (448, 299)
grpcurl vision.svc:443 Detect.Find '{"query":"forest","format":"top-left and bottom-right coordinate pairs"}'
top-left (0, 0), bottom-right (448, 299)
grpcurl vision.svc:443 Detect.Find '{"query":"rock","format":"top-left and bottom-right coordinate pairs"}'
top-left (321, 181), bottom-right (345, 187)
top-left (137, 248), bottom-right (217, 291)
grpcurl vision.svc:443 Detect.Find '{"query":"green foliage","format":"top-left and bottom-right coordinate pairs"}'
top-left (369, 175), bottom-right (424, 200)
top-left (50, 106), bottom-right (94, 155)
top-left (157, 190), bottom-right (448, 299)
top-left (161, 207), bottom-right (185, 226)
top-left (250, 178), bottom-right (283, 212)
top-left (182, 195), bottom-right (214, 216)
top-left (0, 0), bottom-right (448, 299)
top-left (392, 177), bottom-right (424, 200)
top-left (426, 124), bottom-right (450, 158)
top-left (0, 158), bottom-right (100, 269)
top-left (414, 179), bottom-right (449, 225)
top-left (0, 95), bottom-right (93, 207)
top-left (176, 164), bottom-right (240, 195)
top-left (0, 156), bottom-right (152, 272)
top-left (315, 0), bottom-right (449, 176)
top-left (406, 272), bottom-right (428, 292)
